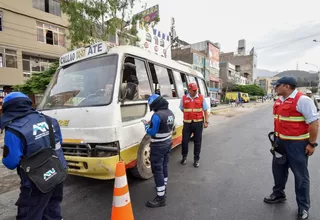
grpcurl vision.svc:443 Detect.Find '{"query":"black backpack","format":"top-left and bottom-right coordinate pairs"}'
top-left (7, 114), bottom-right (67, 193)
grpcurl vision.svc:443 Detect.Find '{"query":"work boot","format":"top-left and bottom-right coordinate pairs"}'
top-left (194, 160), bottom-right (200, 168)
top-left (146, 196), bottom-right (166, 208)
top-left (263, 194), bottom-right (286, 204)
top-left (297, 209), bottom-right (309, 220)
top-left (181, 157), bottom-right (187, 165)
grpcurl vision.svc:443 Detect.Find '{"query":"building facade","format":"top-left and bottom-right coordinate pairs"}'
top-left (171, 40), bottom-right (223, 97)
top-left (220, 39), bottom-right (257, 84)
top-left (219, 61), bottom-right (248, 86)
top-left (255, 76), bottom-right (280, 95)
top-left (0, 0), bottom-right (68, 95)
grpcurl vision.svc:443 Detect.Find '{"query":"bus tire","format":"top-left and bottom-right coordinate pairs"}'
top-left (130, 135), bottom-right (153, 180)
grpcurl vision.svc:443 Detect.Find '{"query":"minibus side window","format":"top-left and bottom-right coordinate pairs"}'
top-left (148, 63), bottom-right (173, 98)
top-left (167, 69), bottom-right (178, 98)
top-left (120, 57), bottom-right (152, 101)
top-left (172, 70), bottom-right (184, 97)
top-left (180, 72), bottom-right (188, 95)
top-left (187, 75), bottom-right (197, 84)
top-left (120, 56), bottom-right (152, 122)
top-left (196, 77), bottom-right (209, 97)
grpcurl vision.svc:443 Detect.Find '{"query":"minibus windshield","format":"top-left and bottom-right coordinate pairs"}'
top-left (38, 55), bottom-right (118, 110)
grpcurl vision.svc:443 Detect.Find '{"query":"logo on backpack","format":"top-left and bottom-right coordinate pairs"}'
top-left (33, 122), bottom-right (49, 140)
top-left (43, 168), bottom-right (57, 181)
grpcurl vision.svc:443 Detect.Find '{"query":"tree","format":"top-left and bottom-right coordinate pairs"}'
top-left (61, 0), bottom-right (159, 49)
top-left (232, 84), bottom-right (266, 96)
top-left (222, 79), bottom-right (237, 93)
top-left (13, 62), bottom-right (58, 94)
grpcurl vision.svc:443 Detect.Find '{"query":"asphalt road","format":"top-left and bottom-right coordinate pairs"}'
top-left (1, 104), bottom-right (320, 220)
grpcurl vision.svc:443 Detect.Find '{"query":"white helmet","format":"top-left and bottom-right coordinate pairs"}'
top-left (306, 90), bottom-right (312, 94)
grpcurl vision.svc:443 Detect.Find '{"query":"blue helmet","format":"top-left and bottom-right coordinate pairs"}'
top-left (3, 92), bottom-right (29, 104)
top-left (148, 94), bottom-right (164, 112)
top-left (148, 94), bottom-right (160, 105)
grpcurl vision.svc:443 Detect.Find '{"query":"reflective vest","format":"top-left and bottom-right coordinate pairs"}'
top-left (182, 94), bottom-right (204, 123)
top-left (6, 112), bottom-right (67, 187)
top-left (273, 92), bottom-right (309, 140)
top-left (150, 109), bottom-right (175, 143)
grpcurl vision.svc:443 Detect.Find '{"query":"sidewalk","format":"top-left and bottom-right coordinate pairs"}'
top-left (211, 100), bottom-right (272, 114)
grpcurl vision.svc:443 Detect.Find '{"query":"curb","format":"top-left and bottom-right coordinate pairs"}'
top-left (211, 107), bottom-right (232, 114)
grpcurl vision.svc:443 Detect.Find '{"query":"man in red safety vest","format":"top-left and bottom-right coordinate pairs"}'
top-left (264, 76), bottom-right (319, 220)
top-left (179, 82), bottom-right (209, 168)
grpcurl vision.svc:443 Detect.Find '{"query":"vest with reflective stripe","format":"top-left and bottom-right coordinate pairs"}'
top-left (150, 109), bottom-right (175, 143)
top-left (182, 94), bottom-right (204, 123)
top-left (6, 112), bottom-right (67, 187)
top-left (273, 92), bottom-right (309, 140)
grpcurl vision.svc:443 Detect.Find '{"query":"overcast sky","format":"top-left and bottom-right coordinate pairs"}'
top-left (132, 0), bottom-right (320, 72)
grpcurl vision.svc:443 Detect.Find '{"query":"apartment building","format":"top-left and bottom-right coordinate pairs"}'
top-left (220, 39), bottom-right (257, 84)
top-left (219, 61), bottom-right (249, 86)
top-left (171, 40), bottom-right (223, 93)
top-left (255, 76), bottom-right (280, 95)
top-left (0, 0), bottom-right (68, 95)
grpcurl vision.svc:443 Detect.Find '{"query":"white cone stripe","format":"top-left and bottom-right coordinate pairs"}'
top-left (112, 192), bottom-right (131, 207)
top-left (157, 186), bottom-right (166, 191)
top-left (114, 175), bottom-right (127, 188)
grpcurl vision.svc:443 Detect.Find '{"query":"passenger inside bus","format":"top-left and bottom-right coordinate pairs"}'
top-left (121, 61), bottom-right (140, 101)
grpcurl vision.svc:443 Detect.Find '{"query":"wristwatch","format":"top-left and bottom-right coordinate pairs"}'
top-left (205, 121), bottom-right (209, 124)
top-left (309, 142), bottom-right (318, 148)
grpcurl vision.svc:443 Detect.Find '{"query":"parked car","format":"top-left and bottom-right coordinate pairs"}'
top-left (210, 97), bottom-right (220, 107)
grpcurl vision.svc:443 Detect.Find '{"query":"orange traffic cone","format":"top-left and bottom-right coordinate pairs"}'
top-left (111, 161), bottom-right (134, 220)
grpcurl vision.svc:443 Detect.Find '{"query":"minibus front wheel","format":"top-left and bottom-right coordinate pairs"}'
top-left (130, 135), bottom-right (153, 180)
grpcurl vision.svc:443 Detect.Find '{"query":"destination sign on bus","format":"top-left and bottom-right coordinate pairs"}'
top-left (59, 42), bottom-right (108, 67)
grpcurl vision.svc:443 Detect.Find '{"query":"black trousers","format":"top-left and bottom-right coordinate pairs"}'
top-left (15, 183), bottom-right (63, 220)
top-left (272, 139), bottom-right (310, 211)
top-left (181, 121), bottom-right (203, 161)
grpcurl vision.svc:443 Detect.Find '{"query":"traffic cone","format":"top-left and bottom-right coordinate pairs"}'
top-left (111, 161), bottom-right (134, 220)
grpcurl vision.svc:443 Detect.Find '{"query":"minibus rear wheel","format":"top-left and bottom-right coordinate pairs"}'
top-left (130, 135), bottom-right (153, 180)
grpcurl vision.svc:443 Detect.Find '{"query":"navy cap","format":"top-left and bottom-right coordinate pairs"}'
top-left (271, 76), bottom-right (297, 86)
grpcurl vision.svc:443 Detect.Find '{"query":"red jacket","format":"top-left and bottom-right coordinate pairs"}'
top-left (182, 94), bottom-right (204, 123)
top-left (273, 92), bottom-right (309, 140)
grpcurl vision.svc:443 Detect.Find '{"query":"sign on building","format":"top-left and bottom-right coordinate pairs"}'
top-left (136, 22), bottom-right (171, 59)
top-left (134, 5), bottom-right (159, 23)
top-left (208, 43), bottom-right (220, 70)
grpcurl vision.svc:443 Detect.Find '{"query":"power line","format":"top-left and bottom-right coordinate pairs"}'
top-left (255, 31), bottom-right (320, 52)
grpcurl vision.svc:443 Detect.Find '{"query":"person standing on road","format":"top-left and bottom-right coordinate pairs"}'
top-left (264, 76), bottom-right (319, 220)
top-left (1, 92), bottom-right (67, 220)
top-left (180, 82), bottom-right (209, 168)
top-left (144, 94), bottom-right (175, 208)
top-left (306, 90), bottom-right (319, 112)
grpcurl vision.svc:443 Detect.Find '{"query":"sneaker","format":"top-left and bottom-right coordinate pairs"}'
top-left (181, 157), bottom-right (187, 165)
top-left (146, 196), bottom-right (166, 208)
top-left (263, 194), bottom-right (286, 204)
top-left (297, 209), bottom-right (309, 220)
top-left (194, 160), bottom-right (200, 168)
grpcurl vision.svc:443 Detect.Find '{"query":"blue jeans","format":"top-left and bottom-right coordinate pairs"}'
top-left (272, 139), bottom-right (310, 211)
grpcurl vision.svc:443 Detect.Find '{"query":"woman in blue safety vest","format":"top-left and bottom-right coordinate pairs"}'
top-left (144, 94), bottom-right (175, 208)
